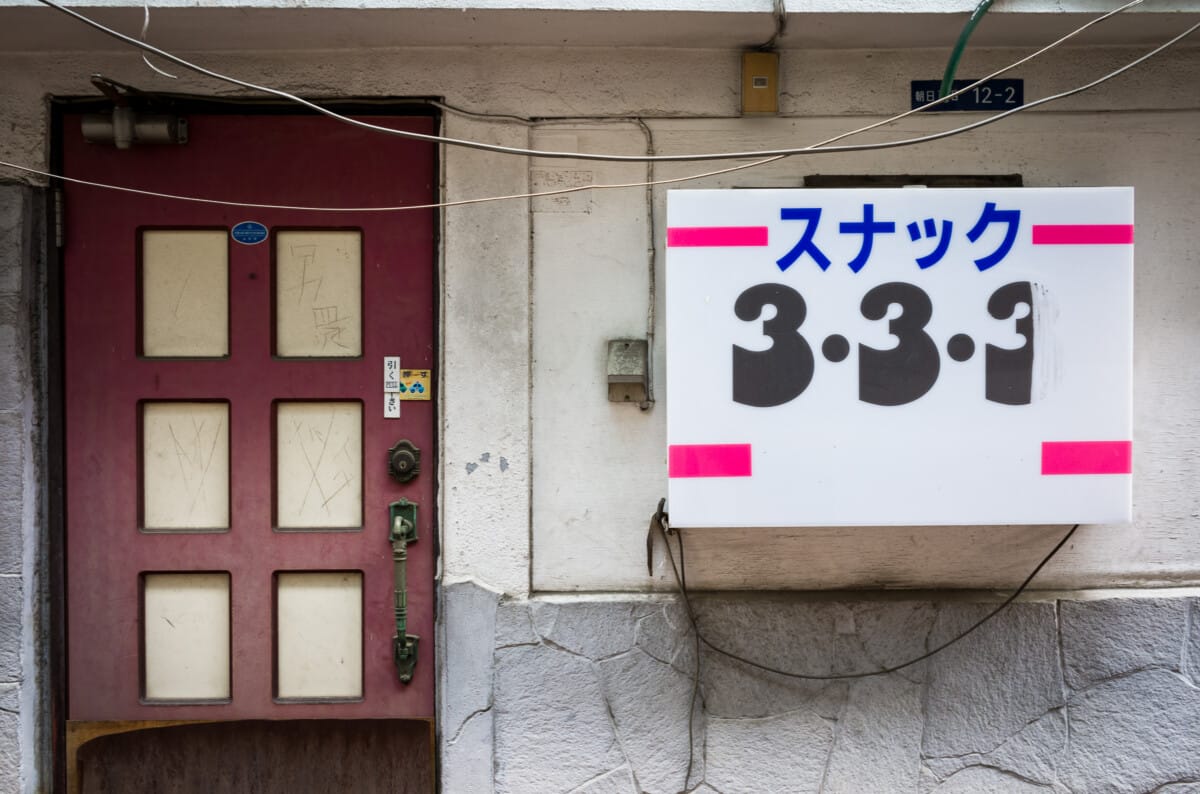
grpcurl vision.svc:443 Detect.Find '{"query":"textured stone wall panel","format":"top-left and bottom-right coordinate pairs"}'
top-left (0, 575), bottom-right (21, 683)
top-left (1060, 597), bottom-right (1188, 688)
top-left (470, 594), bottom-right (1200, 794)
top-left (0, 183), bottom-right (26, 794)
top-left (922, 603), bottom-right (1062, 758)
top-left (0, 412), bottom-right (24, 575)
top-left (493, 643), bottom-right (626, 793)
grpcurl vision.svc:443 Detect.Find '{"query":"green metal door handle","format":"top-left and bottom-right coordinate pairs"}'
top-left (389, 499), bottom-right (420, 683)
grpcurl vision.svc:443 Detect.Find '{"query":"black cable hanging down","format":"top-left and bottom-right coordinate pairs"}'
top-left (648, 501), bottom-right (1079, 680)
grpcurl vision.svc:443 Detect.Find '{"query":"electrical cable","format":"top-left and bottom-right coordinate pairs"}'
top-left (940, 0), bottom-right (995, 100)
top-left (634, 118), bottom-right (658, 411)
top-left (652, 511), bottom-right (1078, 792)
top-left (756, 0), bottom-right (788, 51)
top-left (0, 152), bottom-right (785, 212)
top-left (140, 0), bottom-right (177, 80)
top-left (34, 0), bottom-right (1151, 163)
top-left (433, 0), bottom-right (1142, 155)
top-left (4, 10), bottom-right (1195, 214)
top-left (652, 508), bottom-right (1080, 681)
top-left (423, 0), bottom-right (1149, 171)
top-left (3, 13), bottom-right (1193, 213)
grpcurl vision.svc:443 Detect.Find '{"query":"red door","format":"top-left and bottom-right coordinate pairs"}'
top-left (61, 111), bottom-right (436, 724)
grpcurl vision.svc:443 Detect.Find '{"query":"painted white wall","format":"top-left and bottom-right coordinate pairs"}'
top-left (0, 37), bottom-right (1197, 597)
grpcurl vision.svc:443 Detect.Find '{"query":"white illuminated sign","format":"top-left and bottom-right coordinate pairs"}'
top-left (666, 188), bottom-right (1133, 528)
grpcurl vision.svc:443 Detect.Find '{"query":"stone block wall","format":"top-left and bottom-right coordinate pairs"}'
top-left (442, 582), bottom-right (1200, 794)
top-left (0, 183), bottom-right (29, 791)
top-left (0, 182), bottom-right (43, 793)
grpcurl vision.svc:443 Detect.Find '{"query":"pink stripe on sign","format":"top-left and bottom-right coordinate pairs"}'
top-left (666, 226), bottom-right (769, 248)
top-left (669, 444), bottom-right (752, 478)
top-left (1032, 225), bottom-right (1134, 245)
top-left (1041, 441), bottom-right (1132, 475)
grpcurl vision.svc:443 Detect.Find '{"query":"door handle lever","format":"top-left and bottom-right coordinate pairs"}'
top-left (389, 499), bottom-right (420, 684)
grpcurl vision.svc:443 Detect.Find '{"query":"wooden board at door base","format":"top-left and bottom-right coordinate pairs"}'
top-left (68, 719), bottom-right (434, 794)
top-left (61, 111), bottom-right (437, 721)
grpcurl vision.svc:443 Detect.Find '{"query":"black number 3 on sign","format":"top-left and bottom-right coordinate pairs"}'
top-left (730, 280), bottom-right (1037, 408)
top-left (732, 283), bottom-right (815, 407)
top-left (858, 282), bottom-right (941, 406)
top-left (985, 281), bottom-right (1035, 405)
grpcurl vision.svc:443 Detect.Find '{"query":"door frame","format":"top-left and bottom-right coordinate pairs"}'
top-left (45, 95), bottom-right (444, 792)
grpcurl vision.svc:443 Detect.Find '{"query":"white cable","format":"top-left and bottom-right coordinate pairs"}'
top-left (36, 0), bottom-right (1148, 163)
top-left (140, 0), bottom-right (177, 79)
top-left (0, 153), bottom-right (782, 212)
top-left (2, 14), bottom-right (1195, 212)
top-left (432, 0), bottom-right (1144, 155)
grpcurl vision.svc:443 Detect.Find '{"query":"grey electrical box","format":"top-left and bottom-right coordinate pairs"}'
top-left (607, 339), bottom-right (649, 405)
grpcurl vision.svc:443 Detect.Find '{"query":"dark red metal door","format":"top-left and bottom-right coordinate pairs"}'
top-left (62, 112), bottom-right (436, 721)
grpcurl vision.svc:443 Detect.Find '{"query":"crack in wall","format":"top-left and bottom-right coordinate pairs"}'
top-left (594, 663), bottom-right (641, 793)
top-left (540, 636), bottom-right (598, 662)
top-left (938, 763), bottom-right (1056, 791)
top-left (563, 766), bottom-right (631, 794)
top-left (1055, 599), bottom-right (1072, 786)
top-left (449, 703), bottom-right (494, 747)
top-left (687, 688), bottom-right (708, 794)
top-left (496, 599), bottom-right (540, 649)
top-left (1182, 600), bottom-right (1195, 687)
top-left (815, 695), bottom-right (848, 794)
top-left (1147, 780), bottom-right (1200, 794)
top-left (1067, 665), bottom-right (1196, 695)
top-left (917, 603), bottom-right (940, 763)
top-left (634, 606), bottom-right (698, 679)
top-left (595, 648), bottom-right (636, 664)
top-left (563, 766), bottom-right (614, 794)
top-left (924, 706), bottom-right (1063, 763)
top-left (492, 628), bottom-right (504, 794)
top-left (923, 706), bottom-right (1067, 789)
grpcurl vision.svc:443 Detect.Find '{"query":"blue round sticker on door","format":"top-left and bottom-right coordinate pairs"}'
top-left (231, 221), bottom-right (268, 245)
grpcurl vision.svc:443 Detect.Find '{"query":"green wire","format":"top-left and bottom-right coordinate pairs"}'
top-left (940, 0), bottom-right (996, 99)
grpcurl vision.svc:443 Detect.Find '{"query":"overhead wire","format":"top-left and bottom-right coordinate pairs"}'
top-left (3, 13), bottom-right (1196, 214)
top-left (432, 0), bottom-right (1142, 152)
top-left (139, 0), bottom-right (177, 80)
top-left (32, 0), bottom-right (1156, 163)
top-left (0, 152), bottom-right (785, 212)
top-left (756, 0), bottom-right (788, 51)
top-left (3, 1), bottom-right (1190, 215)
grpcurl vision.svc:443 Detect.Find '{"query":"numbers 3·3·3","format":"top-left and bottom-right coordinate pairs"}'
top-left (732, 281), bottom-right (1034, 409)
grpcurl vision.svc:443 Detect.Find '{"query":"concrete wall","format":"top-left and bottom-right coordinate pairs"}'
top-left (0, 11), bottom-right (1197, 792)
top-left (0, 184), bottom-right (46, 792)
top-left (11, 43), bottom-right (1183, 595)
